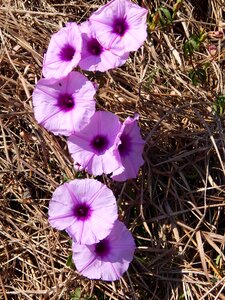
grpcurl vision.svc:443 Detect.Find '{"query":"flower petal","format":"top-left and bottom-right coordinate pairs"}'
top-left (48, 183), bottom-right (77, 230)
top-left (112, 115), bottom-right (145, 181)
top-left (89, 0), bottom-right (148, 54)
top-left (42, 23), bottom-right (82, 79)
top-left (32, 71), bottom-right (96, 136)
top-left (68, 111), bottom-right (122, 176)
top-left (79, 21), bottom-right (128, 71)
top-left (72, 220), bottom-right (135, 281)
top-left (51, 179), bottom-right (118, 245)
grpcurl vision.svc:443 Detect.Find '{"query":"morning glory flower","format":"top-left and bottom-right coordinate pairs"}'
top-left (67, 111), bottom-right (122, 176)
top-left (42, 22), bottom-right (82, 79)
top-left (89, 0), bottom-right (148, 55)
top-left (79, 21), bottom-right (129, 72)
top-left (32, 71), bottom-right (96, 136)
top-left (112, 115), bottom-right (145, 181)
top-left (72, 220), bottom-right (136, 281)
top-left (48, 179), bottom-right (118, 245)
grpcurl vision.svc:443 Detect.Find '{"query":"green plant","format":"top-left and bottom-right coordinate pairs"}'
top-left (212, 95), bottom-right (225, 116)
top-left (149, 0), bottom-right (183, 29)
top-left (183, 31), bottom-right (207, 57)
top-left (189, 67), bottom-right (207, 85)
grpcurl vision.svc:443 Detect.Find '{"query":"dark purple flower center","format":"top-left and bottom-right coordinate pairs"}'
top-left (74, 203), bottom-right (91, 220)
top-left (87, 38), bottom-right (103, 56)
top-left (91, 135), bottom-right (109, 154)
top-left (95, 239), bottom-right (110, 257)
top-left (57, 93), bottom-right (75, 111)
top-left (118, 134), bottom-right (131, 156)
top-left (59, 43), bottom-right (75, 61)
top-left (112, 17), bottom-right (128, 36)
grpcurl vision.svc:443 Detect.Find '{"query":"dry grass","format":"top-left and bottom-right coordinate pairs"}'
top-left (1, 0), bottom-right (225, 299)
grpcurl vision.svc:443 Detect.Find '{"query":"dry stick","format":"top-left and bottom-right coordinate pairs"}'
top-left (120, 275), bottom-right (129, 294)
top-left (3, 27), bottom-right (43, 66)
top-left (145, 101), bottom-right (202, 144)
top-left (3, 126), bottom-right (22, 172)
top-left (164, 166), bottom-right (183, 253)
top-left (116, 182), bottom-right (127, 206)
top-left (181, 113), bottom-right (210, 257)
top-left (180, 225), bottom-right (222, 280)
top-left (4, 6), bottom-right (42, 60)
top-left (0, 7), bottom-right (67, 15)
top-left (163, 33), bottom-right (182, 67)
top-left (202, 231), bottom-right (225, 261)
top-left (140, 174), bottom-right (152, 239)
top-left (195, 109), bottom-right (225, 177)
top-left (30, 123), bottom-right (74, 181)
top-left (0, 28), bottom-right (36, 92)
top-left (2, 217), bottom-right (43, 272)
top-left (214, 281), bottom-right (225, 300)
top-left (147, 203), bottom-right (225, 222)
top-left (0, 275), bottom-right (8, 300)
top-left (215, 113), bottom-right (225, 173)
top-left (21, 159), bottom-right (58, 187)
top-left (46, 232), bottom-right (58, 294)
top-left (153, 146), bottom-right (210, 167)
top-left (196, 230), bottom-right (210, 281)
top-left (95, 284), bottom-right (125, 300)
top-left (199, 276), bottom-right (225, 300)
top-left (182, 281), bottom-right (191, 300)
top-left (125, 271), bottom-right (138, 300)
top-left (131, 261), bottom-right (161, 299)
top-left (0, 118), bottom-right (10, 162)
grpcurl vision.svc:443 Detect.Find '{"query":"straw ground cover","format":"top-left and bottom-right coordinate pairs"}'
top-left (0, 0), bottom-right (225, 299)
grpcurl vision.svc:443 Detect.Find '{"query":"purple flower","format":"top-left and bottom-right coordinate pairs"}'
top-left (89, 0), bottom-right (148, 55)
top-left (48, 179), bottom-right (118, 245)
top-left (67, 111), bottom-right (123, 176)
top-left (42, 23), bottom-right (82, 79)
top-left (79, 21), bottom-right (129, 72)
top-left (32, 71), bottom-right (96, 136)
top-left (72, 220), bottom-right (135, 281)
top-left (112, 115), bottom-right (145, 181)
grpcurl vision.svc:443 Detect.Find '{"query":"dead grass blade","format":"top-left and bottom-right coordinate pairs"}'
top-left (196, 230), bottom-right (210, 281)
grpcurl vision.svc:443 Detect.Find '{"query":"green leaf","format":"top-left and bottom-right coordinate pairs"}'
top-left (70, 288), bottom-right (81, 300)
top-left (213, 95), bottom-right (225, 116)
top-left (189, 70), bottom-right (197, 85)
top-left (183, 32), bottom-right (206, 57)
top-left (66, 253), bottom-right (75, 269)
top-left (158, 7), bottom-right (173, 26)
top-left (70, 288), bottom-right (94, 300)
top-left (189, 68), bottom-right (206, 85)
top-left (215, 254), bottom-right (221, 265)
top-left (189, 38), bottom-right (199, 51)
top-left (183, 41), bottom-right (192, 57)
top-left (196, 68), bottom-right (206, 82)
top-left (160, 7), bottom-right (172, 22)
